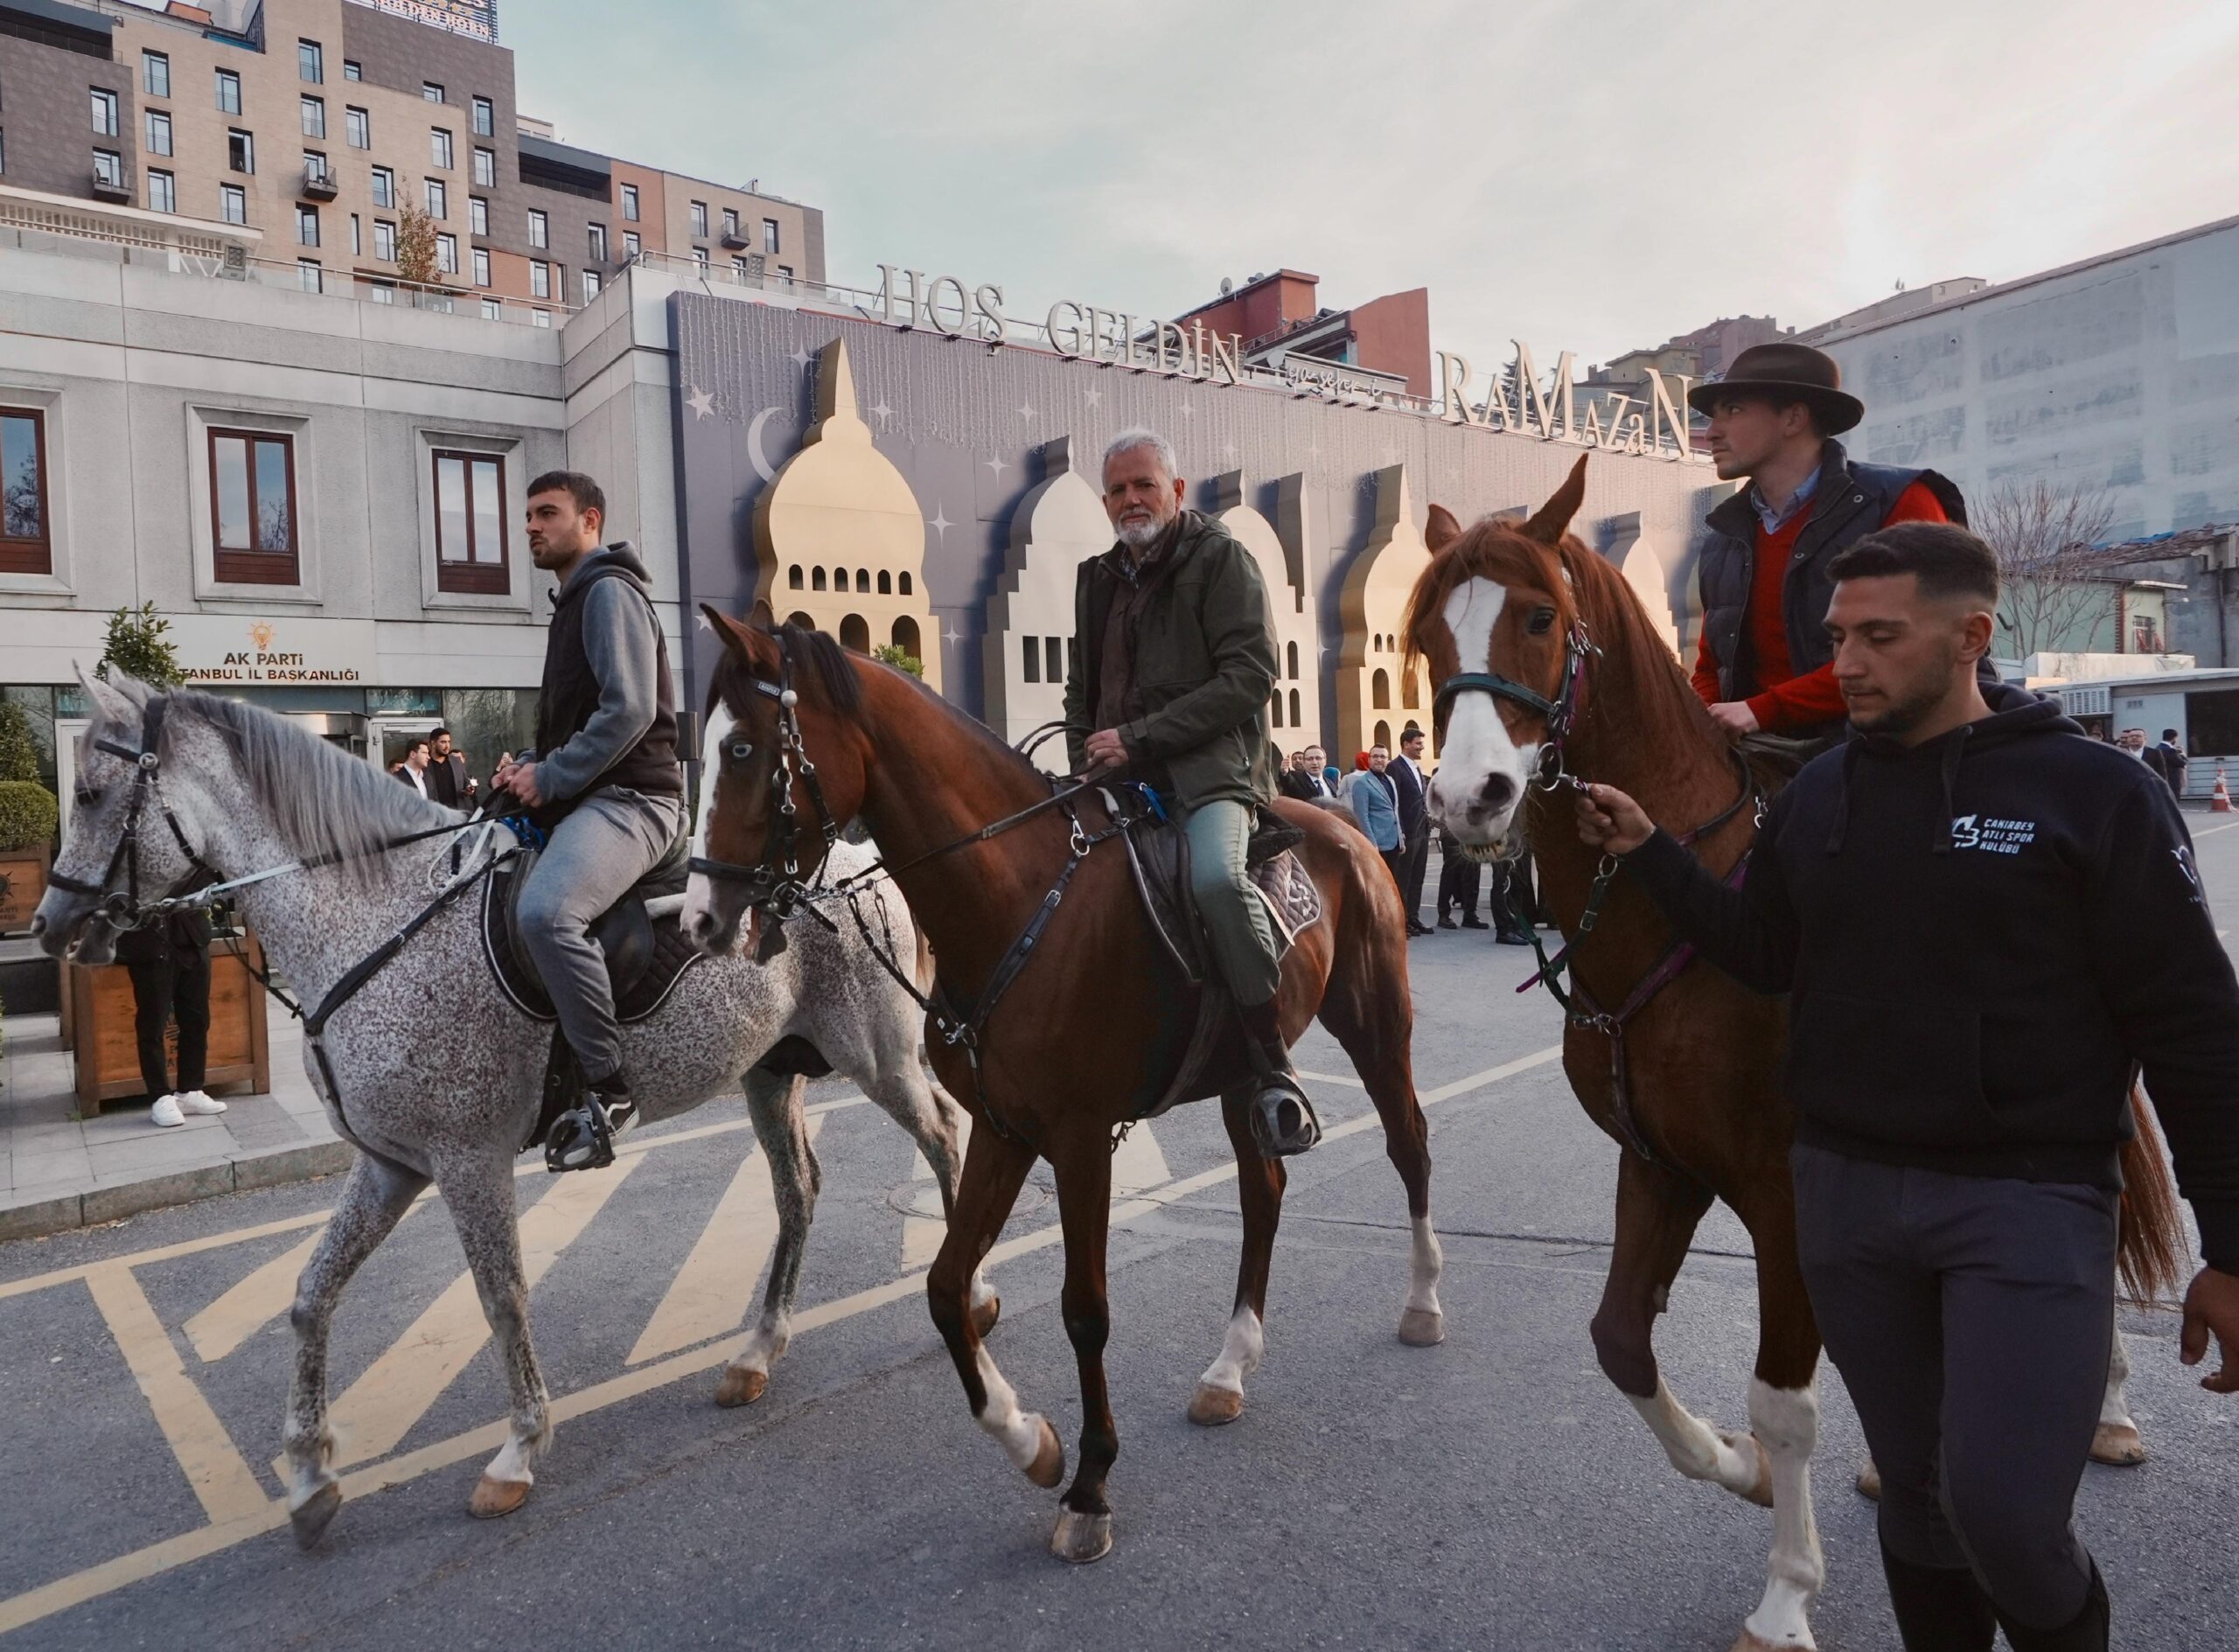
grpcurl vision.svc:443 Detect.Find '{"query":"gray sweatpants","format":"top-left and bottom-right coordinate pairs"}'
top-left (1176, 798), bottom-right (1282, 1008)
top-left (518, 785), bottom-right (682, 1084)
top-left (1791, 1143), bottom-right (2117, 1630)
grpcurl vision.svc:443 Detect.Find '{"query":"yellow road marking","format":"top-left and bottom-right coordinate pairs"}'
top-left (183, 1232), bottom-right (325, 1365)
top-left (303, 1156), bottom-right (645, 1474)
top-left (1, 1047), bottom-right (1563, 1637)
top-left (625, 1115), bottom-right (825, 1366)
top-left (82, 1266), bottom-right (269, 1525)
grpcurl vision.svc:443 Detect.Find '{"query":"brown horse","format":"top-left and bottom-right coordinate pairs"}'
top-left (1405, 457), bottom-right (2186, 1651)
top-left (681, 609), bottom-right (1440, 1565)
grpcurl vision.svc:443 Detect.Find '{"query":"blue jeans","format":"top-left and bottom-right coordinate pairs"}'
top-left (1177, 798), bottom-right (1281, 1007)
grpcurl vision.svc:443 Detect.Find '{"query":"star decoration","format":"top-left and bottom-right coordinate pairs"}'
top-left (1085, 387), bottom-right (1101, 408)
top-left (1019, 401), bottom-right (1036, 422)
top-left (686, 386), bottom-right (715, 420)
top-left (1224, 442), bottom-right (1238, 461)
top-left (943, 626), bottom-right (962, 647)
top-left (695, 611), bottom-right (715, 631)
top-left (1180, 401), bottom-right (1194, 418)
top-left (871, 399), bottom-right (894, 427)
top-left (790, 345), bottom-right (810, 368)
top-left (928, 505), bottom-right (952, 539)
top-left (985, 455), bottom-right (1009, 480)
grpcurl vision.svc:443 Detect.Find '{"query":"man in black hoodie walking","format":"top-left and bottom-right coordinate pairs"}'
top-left (1576, 522), bottom-right (2239, 1651)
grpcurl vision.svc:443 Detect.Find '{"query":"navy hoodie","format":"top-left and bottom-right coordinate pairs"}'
top-left (1628, 684), bottom-right (2239, 1270)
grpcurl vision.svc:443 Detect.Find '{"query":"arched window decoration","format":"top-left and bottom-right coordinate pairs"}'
top-left (1287, 641), bottom-right (1299, 680)
top-left (787, 565), bottom-right (804, 590)
top-left (1288, 687), bottom-right (1301, 726)
top-left (785, 610), bottom-right (815, 631)
top-left (1371, 668), bottom-right (1391, 711)
top-left (811, 567), bottom-right (827, 591)
top-left (877, 569), bottom-right (892, 595)
top-left (898, 571), bottom-right (913, 596)
top-left (1270, 694), bottom-right (1283, 728)
top-left (1402, 667), bottom-right (1420, 711)
top-left (840, 613), bottom-right (870, 652)
top-left (1374, 720), bottom-right (1392, 752)
top-left (891, 615), bottom-right (921, 657)
top-left (856, 568), bottom-right (871, 592)
top-left (1372, 632), bottom-right (1383, 654)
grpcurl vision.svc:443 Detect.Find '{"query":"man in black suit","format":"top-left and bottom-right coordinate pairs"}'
top-left (1435, 826), bottom-right (1489, 929)
top-left (2145, 728), bottom-right (2187, 797)
top-left (1279, 743), bottom-right (1338, 804)
top-left (1390, 724), bottom-right (1433, 936)
top-left (116, 906), bottom-right (223, 1127)
top-left (425, 726), bottom-right (479, 809)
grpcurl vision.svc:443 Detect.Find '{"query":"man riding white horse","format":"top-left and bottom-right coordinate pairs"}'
top-left (493, 471), bottom-right (686, 1171)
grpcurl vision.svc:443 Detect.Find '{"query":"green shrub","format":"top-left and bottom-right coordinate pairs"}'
top-left (0, 701), bottom-right (38, 784)
top-left (96, 602), bottom-right (188, 689)
top-left (872, 644), bottom-right (924, 679)
top-left (0, 780), bottom-right (58, 854)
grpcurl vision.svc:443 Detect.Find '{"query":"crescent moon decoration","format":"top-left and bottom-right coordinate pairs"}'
top-left (746, 407), bottom-right (781, 484)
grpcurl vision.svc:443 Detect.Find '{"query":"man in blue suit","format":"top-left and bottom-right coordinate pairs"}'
top-left (1346, 743), bottom-right (1405, 893)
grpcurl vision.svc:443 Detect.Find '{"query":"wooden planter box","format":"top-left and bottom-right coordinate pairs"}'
top-left (66, 934), bottom-right (272, 1114)
top-left (0, 846), bottom-right (48, 937)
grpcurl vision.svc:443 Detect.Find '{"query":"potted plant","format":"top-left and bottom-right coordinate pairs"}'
top-left (0, 701), bottom-right (56, 935)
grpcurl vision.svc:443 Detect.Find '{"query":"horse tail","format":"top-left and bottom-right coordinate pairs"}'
top-left (2117, 1083), bottom-right (2187, 1306)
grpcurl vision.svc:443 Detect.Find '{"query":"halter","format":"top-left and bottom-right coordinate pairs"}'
top-left (46, 696), bottom-right (220, 923)
top-left (1430, 621), bottom-right (1596, 790)
top-left (687, 627), bottom-right (841, 922)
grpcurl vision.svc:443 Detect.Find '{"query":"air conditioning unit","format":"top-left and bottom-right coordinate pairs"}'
top-left (302, 165), bottom-right (339, 201)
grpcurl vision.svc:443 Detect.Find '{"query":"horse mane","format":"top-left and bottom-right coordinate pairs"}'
top-left (142, 689), bottom-right (457, 890)
top-left (1403, 515), bottom-right (1721, 763)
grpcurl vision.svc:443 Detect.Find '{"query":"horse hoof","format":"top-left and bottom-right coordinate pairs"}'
top-left (1050, 1509), bottom-right (1113, 1565)
top-left (1729, 1633), bottom-right (1804, 1652)
top-left (2090, 1422), bottom-right (2146, 1467)
top-left (1024, 1417), bottom-right (1066, 1488)
top-left (289, 1481), bottom-right (341, 1549)
top-left (969, 1293), bottom-right (1001, 1339)
top-left (1719, 1430), bottom-right (1775, 1508)
top-left (715, 1365), bottom-right (769, 1408)
top-left (469, 1474), bottom-right (533, 1520)
top-left (1855, 1460), bottom-right (1883, 1502)
top-left (1189, 1383), bottom-right (1244, 1426)
top-left (1397, 1307), bottom-right (1446, 1347)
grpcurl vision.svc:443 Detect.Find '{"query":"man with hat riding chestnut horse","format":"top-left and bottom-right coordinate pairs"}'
top-left (1690, 341), bottom-right (1965, 742)
top-left (1065, 429), bottom-right (1319, 1158)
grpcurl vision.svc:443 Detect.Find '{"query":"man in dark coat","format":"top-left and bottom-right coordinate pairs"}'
top-left (425, 726), bottom-right (478, 809)
top-left (116, 906), bottom-right (225, 1127)
top-left (2145, 728), bottom-right (2187, 796)
top-left (1389, 724), bottom-right (1433, 936)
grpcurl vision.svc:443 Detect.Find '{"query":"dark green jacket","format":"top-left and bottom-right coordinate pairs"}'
top-left (1064, 510), bottom-right (1279, 812)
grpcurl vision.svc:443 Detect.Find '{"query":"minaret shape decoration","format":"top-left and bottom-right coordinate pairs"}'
top-left (986, 436), bottom-right (1106, 762)
top-left (752, 336), bottom-right (941, 691)
top-left (1336, 464), bottom-right (1434, 763)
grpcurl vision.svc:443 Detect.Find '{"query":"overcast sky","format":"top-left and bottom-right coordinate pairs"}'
top-left (507, 0), bottom-right (2239, 366)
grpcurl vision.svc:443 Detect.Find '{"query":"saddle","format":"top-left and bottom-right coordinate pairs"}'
top-left (1108, 792), bottom-right (1324, 1120)
top-left (481, 832), bottom-right (705, 1026)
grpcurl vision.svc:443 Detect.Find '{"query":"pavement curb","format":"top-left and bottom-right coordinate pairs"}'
top-left (0, 1138), bottom-right (356, 1243)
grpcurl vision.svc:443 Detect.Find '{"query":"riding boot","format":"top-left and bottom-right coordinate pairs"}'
top-left (545, 1070), bottom-right (638, 1173)
top-left (1880, 1543), bottom-right (1996, 1652)
top-left (1993, 1562), bottom-right (2109, 1652)
top-left (1238, 998), bottom-right (1320, 1158)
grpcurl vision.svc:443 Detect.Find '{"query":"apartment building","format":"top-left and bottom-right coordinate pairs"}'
top-left (0, 0), bottom-right (825, 317)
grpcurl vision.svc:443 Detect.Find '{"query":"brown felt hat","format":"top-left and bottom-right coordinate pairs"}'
top-left (1687, 342), bottom-right (1864, 435)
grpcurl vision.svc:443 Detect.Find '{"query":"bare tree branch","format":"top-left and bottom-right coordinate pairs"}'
top-left (1977, 480), bottom-right (2124, 657)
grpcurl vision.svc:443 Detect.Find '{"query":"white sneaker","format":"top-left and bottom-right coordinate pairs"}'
top-left (174, 1090), bottom-right (227, 1116)
top-left (150, 1095), bottom-right (186, 1127)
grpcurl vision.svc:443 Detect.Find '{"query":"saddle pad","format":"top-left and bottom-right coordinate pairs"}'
top-left (482, 849), bottom-right (708, 1025)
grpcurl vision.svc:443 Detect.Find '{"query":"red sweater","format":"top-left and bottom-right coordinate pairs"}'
top-left (1691, 479), bottom-right (1948, 729)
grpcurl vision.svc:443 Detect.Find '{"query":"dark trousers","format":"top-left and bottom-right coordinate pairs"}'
top-left (125, 951), bottom-right (210, 1099)
top-left (1399, 831), bottom-right (1430, 924)
top-left (1791, 1144), bottom-right (2114, 1632)
top-left (1437, 845), bottom-right (1482, 919)
top-left (1491, 853), bottom-right (1538, 933)
top-left (1378, 846), bottom-right (1406, 895)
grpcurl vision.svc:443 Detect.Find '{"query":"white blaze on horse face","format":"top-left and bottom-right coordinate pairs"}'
top-left (679, 701), bottom-right (734, 938)
top-left (1425, 578), bottom-right (1536, 845)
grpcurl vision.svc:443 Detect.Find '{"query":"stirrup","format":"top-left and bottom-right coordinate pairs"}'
top-left (544, 1093), bottom-right (633, 1172)
top-left (1247, 1075), bottom-right (1321, 1159)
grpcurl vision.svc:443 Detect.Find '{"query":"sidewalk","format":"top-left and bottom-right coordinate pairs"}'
top-left (0, 1012), bottom-right (352, 1241)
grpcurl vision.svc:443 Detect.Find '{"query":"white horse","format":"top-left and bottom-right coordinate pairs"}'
top-left (34, 670), bottom-right (993, 1544)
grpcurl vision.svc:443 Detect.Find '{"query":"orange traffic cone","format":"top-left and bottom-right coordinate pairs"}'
top-left (2215, 767), bottom-right (2233, 814)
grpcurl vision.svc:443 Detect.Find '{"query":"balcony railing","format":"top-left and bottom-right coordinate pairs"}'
top-left (301, 165), bottom-right (339, 202)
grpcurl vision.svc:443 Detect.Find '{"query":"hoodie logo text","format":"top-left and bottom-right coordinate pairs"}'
top-left (1950, 814), bottom-right (2037, 854)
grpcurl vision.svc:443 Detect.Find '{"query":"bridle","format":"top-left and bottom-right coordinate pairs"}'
top-left (46, 695), bottom-right (219, 924)
top-left (687, 627), bottom-right (841, 923)
top-left (1430, 620), bottom-right (1597, 792)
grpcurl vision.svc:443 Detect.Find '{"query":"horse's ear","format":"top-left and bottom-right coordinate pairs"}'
top-left (75, 662), bottom-right (139, 728)
top-left (1426, 504), bottom-right (1463, 553)
top-left (704, 604), bottom-right (780, 673)
top-left (1521, 455), bottom-right (1589, 546)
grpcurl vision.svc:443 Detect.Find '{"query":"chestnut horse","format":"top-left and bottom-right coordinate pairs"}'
top-left (1405, 457), bottom-right (2185, 1651)
top-left (680, 610), bottom-right (1440, 1565)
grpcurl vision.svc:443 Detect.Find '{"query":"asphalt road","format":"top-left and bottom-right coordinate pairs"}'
top-left (4, 820), bottom-right (2238, 1650)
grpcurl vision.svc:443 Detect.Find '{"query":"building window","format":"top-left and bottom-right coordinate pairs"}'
top-left (91, 87), bottom-right (118, 136)
top-left (731, 256), bottom-right (749, 278)
top-left (688, 200), bottom-right (708, 238)
top-left (209, 429), bottom-right (299, 585)
top-left (93, 150), bottom-right (123, 191)
top-left (764, 218), bottom-right (779, 254)
top-left (777, 265), bottom-right (793, 287)
top-left (624, 231), bottom-right (639, 259)
top-left (220, 184), bottom-right (246, 224)
top-left (811, 567), bottom-right (826, 591)
top-left (430, 128), bottom-right (452, 169)
top-left (898, 571), bottom-right (912, 596)
top-left (303, 150), bottom-right (327, 185)
top-left (480, 297), bottom-right (501, 321)
top-left (528, 260), bottom-right (549, 299)
top-left (145, 108), bottom-right (172, 156)
top-left (471, 246), bottom-right (490, 287)
top-left (143, 51), bottom-right (170, 98)
top-left (423, 81), bottom-right (444, 102)
top-left (215, 69), bottom-right (241, 115)
top-left (227, 129), bottom-right (254, 174)
top-left (373, 219), bottom-right (395, 261)
top-left (424, 177), bottom-right (446, 217)
top-left (1021, 636), bottom-right (1040, 684)
top-left (369, 281), bottom-right (394, 303)
top-left (619, 183), bottom-right (638, 220)
top-left (344, 106), bottom-right (368, 148)
top-left (587, 222), bottom-right (606, 261)
top-left (722, 207), bottom-right (738, 239)
top-left (471, 95), bottom-right (493, 136)
top-left (296, 204), bottom-right (318, 246)
top-left (693, 247), bottom-right (708, 271)
top-left (0, 408), bottom-right (51, 575)
top-left (298, 39), bottom-right (322, 83)
top-left (146, 170), bottom-right (175, 213)
top-left (877, 569), bottom-right (891, 594)
top-left (298, 259), bottom-right (322, 293)
top-left (582, 268), bottom-right (599, 302)
top-left (343, 59), bottom-right (360, 81)
top-left (350, 213), bottom-right (360, 253)
top-left (527, 209), bottom-right (548, 248)
top-left (530, 309), bottom-right (549, 328)
top-left (301, 95), bottom-right (325, 139)
top-left (436, 232), bottom-right (457, 274)
top-left (469, 196), bottom-right (488, 235)
top-left (371, 165), bottom-right (394, 207)
top-left (471, 145), bottom-right (494, 187)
